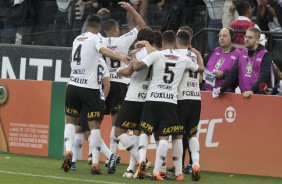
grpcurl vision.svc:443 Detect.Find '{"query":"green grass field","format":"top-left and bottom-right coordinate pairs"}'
top-left (0, 152), bottom-right (281, 184)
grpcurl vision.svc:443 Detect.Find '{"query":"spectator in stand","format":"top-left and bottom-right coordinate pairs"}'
top-left (3, 0), bottom-right (36, 45)
top-left (222, 0), bottom-right (238, 27)
top-left (257, 0), bottom-right (282, 75)
top-left (55, 0), bottom-right (75, 47)
top-left (33, 0), bottom-right (57, 46)
top-left (229, 0), bottom-right (267, 49)
top-left (203, 0), bottom-right (224, 51)
top-left (71, 0), bottom-right (101, 38)
top-left (257, 0), bottom-right (282, 31)
top-left (182, 0), bottom-right (207, 55)
top-left (99, 0), bottom-right (127, 28)
top-left (204, 28), bottom-right (241, 92)
top-left (158, 0), bottom-right (186, 33)
top-left (0, 1), bottom-right (7, 43)
top-left (72, 1), bottom-right (86, 37)
top-left (213, 27), bottom-right (273, 98)
top-left (147, 0), bottom-right (164, 28)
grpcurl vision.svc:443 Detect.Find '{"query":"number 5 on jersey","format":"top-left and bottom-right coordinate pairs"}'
top-left (163, 63), bottom-right (176, 84)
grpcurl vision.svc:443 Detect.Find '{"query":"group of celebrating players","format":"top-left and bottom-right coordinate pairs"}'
top-left (61, 1), bottom-right (203, 182)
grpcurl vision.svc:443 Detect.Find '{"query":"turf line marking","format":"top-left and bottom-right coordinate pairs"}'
top-left (0, 170), bottom-right (125, 184)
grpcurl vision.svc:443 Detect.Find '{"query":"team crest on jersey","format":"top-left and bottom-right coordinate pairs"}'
top-left (164, 55), bottom-right (179, 60)
top-left (246, 63), bottom-right (253, 74)
top-left (215, 58), bottom-right (225, 69)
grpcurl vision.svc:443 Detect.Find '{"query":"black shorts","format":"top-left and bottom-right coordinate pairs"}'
top-left (115, 101), bottom-right (144, 130)
top-left (177, 99), bottom-right (201, 137)
top-left (78, 100), bottom-right (105, 132)
top-left (140, 101), bottom-right (183, 136)
top-left (65, 85), bottom-right (103, 122)
top-left (105, 81), bottom-right (128, 115)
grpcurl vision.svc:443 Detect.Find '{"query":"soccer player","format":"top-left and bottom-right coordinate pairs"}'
top-left (132, 30), bottom-right (204, 181)
top-left (101, 1), bottom-right (146, 159)
top-left (61, 14), bottom-right (129, 174)
top-left (113, 27), bottom-right (155, 178)
top-left (70, 57), bottom-right (114, 173)
top-left (176, 30), bottom-right (205, 181)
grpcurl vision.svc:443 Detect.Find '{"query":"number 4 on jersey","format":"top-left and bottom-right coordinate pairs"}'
top-left (73, 44), bottom-right (82, 65)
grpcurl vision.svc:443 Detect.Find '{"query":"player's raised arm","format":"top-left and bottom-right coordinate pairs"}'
top-left (119, 1), bottom-right (146, 30)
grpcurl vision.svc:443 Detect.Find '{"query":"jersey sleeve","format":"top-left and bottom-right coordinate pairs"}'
top-left (185, 58), bottom-right (199, 72)
top-left (136, 48), bottom-right (148, 61)
top-left (118, 28), bottom-right (138, 52)
top-left (142, 51), bottom-right (158, 67)
top-left (94, 34), bottom-right (106, 51)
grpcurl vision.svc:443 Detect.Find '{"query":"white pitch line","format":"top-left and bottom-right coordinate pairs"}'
top-left (0, 170), bottom-right (125, 184)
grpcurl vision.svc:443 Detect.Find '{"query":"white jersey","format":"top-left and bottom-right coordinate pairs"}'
top-left (69, 32), bottom-right (105, 89)
top-left (125, 47), bottom-right (152, 102)
top-left (102, 28), bottom-right (138, 84)
top-left (97, 58), bottom-right (110, 101)
top-left (142, 49), bottom-right (199, 104)
top-left (177, 49), bottom-right (201, 100)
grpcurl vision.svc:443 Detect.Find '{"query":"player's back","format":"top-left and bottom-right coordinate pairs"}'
top-left (101, 28), bottom-right (138, 84)
top-left (143, 49), bottom-right (198, 104)
top-left (125, 47), bottom-right (152, 102)
top-left (69, 32), bottom-right (104, 89)
top-left (176, 49), bottom-right (201, 100)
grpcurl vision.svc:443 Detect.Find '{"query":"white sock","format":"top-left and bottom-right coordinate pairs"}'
top-left (189, 136), bottom-right (200, 167)
top-left (126, 135), bottom-right (139, 171)
top-left (89, 129), bottom-right (102, 164)
top-left (156, 141), bottom-right (167, 173)
top-left (118, 133), bottom-right (139, 161)
top-left (110, 126), bottom-right (119, 153)
top-left (72, 133), bottom-right (83, 162)
top-left (88, 136), bottom-right (92, 156)
top-left (153, 139), bottom-right (168, 174)
top-left (100, 139), bottom-right (112, 159)
top-left (138, 133), bottom-right (148, 163)
top-left (131, 135), bottom-right (139, 161)
top-left (64, 124), bottom-right (75, 152)
top-left (132, 135), bottom-right (139, 148)
top-left (127, 154), bottom-right (136, 172)
top-left (172, 139), bottom-right (183, 176)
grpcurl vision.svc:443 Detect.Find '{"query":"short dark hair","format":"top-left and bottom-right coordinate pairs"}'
top-left (179, 26), bottom-right (193, 37)
top-left (153, 31), bottom-right (162, 48)
top-left (137, 27), bottom-right (155, 45)
top-left (102, 19), bottom-right (118, 33)
top-left (162, 30), bottom-right (176, 45)
top-left (176, 30), bottom-right (190, 46)
top-left (226, 27), bottom-right (236, 42)
top-left (87, 14), bottom-right (102, 29)
top-left (234, 0), bottom-right (251, 16)
top-left (247, 27), bottom-right (261, 39)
